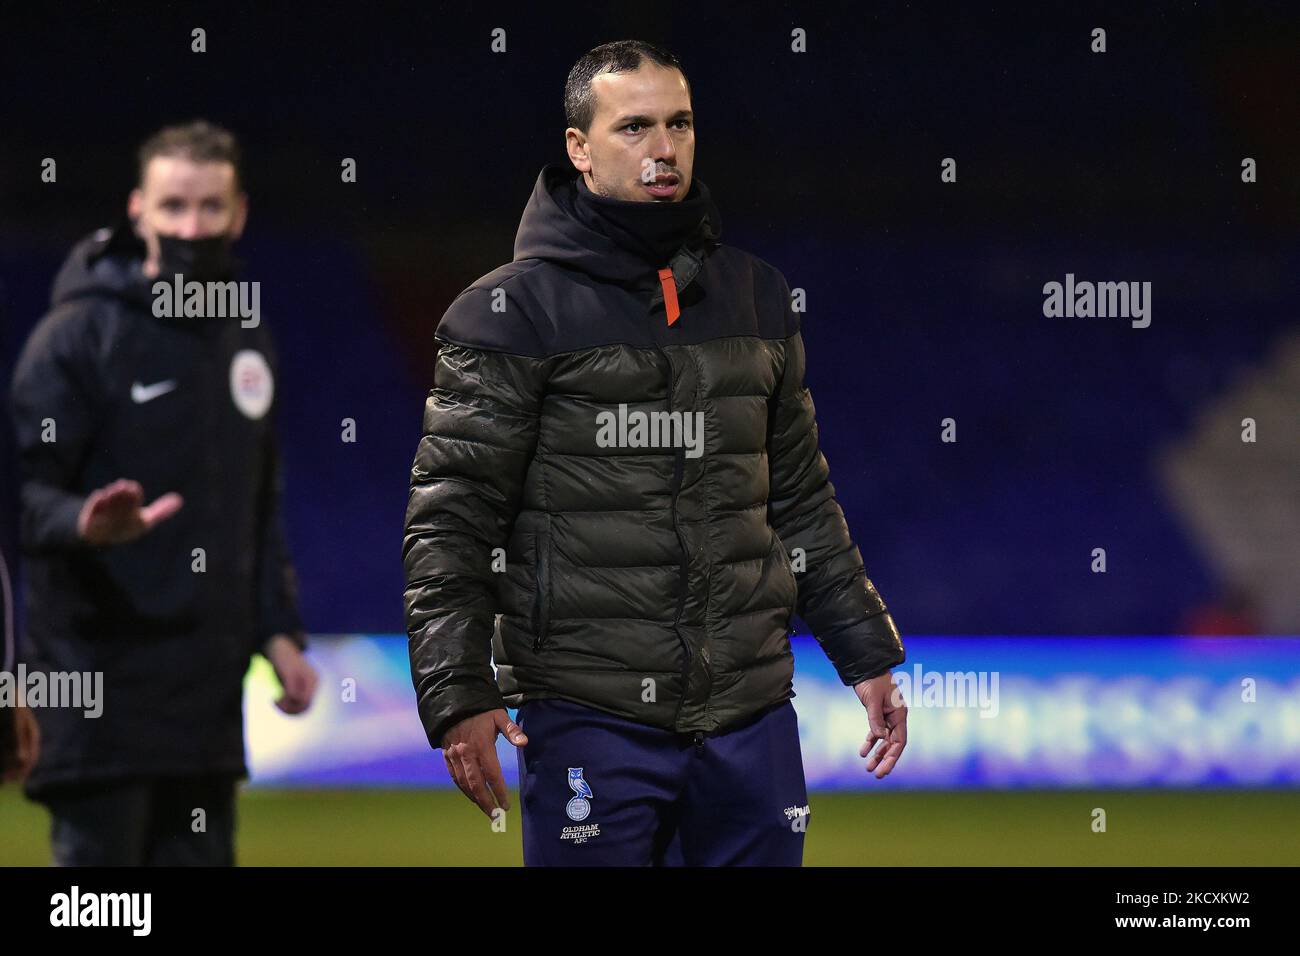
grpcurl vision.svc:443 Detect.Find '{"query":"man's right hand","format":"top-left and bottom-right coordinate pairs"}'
top-left (77, 478), bottom-right (183, 546)
top-left (441, 709), bottom-right (528, 818)
top-left (1, 706), bottom-right (41, 784)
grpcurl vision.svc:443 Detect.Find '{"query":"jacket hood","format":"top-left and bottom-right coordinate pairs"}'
top-left (50, 220), bottom-right (155, 310)
top-left (512, 163), bottom-right (722, 289)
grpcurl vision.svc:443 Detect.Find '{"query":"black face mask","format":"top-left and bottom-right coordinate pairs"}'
top-left (573, 174), bottom-right (716, 266)
top-left (155, 233), bottom-right (236, 282)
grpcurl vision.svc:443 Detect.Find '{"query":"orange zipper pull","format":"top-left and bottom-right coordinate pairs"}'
top-left (658, 267), bottom-right (680, 326)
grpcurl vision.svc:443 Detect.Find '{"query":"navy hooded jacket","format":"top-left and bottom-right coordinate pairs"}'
top-left (8, 223), bottom-right (304, 797)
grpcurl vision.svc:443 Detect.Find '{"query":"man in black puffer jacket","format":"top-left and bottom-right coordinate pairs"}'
top-left (404, 41), bottom-right (908, 866)
top-left (9, 120), bottom-right (318, 865)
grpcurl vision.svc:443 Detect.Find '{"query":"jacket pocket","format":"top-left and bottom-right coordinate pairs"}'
top-left (772, 530), bottom-right (799, 633)
top-left (531, 527), bottom-right (552, 652)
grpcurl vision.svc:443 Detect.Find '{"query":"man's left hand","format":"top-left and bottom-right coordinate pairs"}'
top-left (853, 671), bottom-right (908, 779)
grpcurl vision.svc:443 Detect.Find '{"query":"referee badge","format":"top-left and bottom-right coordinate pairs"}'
top-left (229, 348), bottom-right (274, 420)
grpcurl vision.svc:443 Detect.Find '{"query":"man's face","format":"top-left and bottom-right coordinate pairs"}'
top-left (566, 62), bottom-right (694, 202)
top-left (127, 156), bottom-right (247, 278)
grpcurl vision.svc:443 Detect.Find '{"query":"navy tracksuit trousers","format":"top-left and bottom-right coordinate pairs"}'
top-left (515, 697), bottom-right (809, 866)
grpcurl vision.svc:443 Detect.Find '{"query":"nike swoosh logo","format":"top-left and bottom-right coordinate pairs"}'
top-left (131, 379), bottom-right (178, 404)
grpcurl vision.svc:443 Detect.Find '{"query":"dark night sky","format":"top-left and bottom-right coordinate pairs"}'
top-left (2, 1), bottom-right (1296, 635)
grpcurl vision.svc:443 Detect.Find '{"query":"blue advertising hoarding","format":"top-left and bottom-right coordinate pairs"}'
top-left (244, 635), bottom-right (1300, 789)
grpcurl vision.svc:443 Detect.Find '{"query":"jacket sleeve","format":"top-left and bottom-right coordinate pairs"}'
top-left (8, 306), bottom-right (103, 555)
top-left (254, 424), bottom-right (307, 655)
top-left (766, 300), bottom-right (905, 685)
top-left (403, 288), bottom-right (549, 750)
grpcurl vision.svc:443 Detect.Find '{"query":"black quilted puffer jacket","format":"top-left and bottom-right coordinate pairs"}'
top-left (404, 164), bottom-right (905, 749)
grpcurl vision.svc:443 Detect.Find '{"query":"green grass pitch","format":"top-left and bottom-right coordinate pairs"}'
top-left (3, 787), bottom-right (1297, 866)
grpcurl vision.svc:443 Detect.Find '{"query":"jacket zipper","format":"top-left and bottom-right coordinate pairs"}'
top-left (668, 398), bottom-right (692, 728)
top-left (656, 303), bottom-right (693, 731)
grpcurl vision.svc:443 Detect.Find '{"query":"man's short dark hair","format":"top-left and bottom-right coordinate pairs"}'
top-left (565, 40), bottom-right (691, 134)
top-left (137, 119), bottom-right (243, 191)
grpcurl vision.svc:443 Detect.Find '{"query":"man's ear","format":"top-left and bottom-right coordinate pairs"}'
top-left (127, 188), bottom-right (143, 228)
top-left (565, 129), bottom-right (592, 174)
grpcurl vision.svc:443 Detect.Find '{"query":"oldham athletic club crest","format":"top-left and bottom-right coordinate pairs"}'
top-left (566, 767), bottom-right (593, 821)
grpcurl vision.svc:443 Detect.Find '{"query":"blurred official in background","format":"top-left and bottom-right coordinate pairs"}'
top-left (8, 120), bottom-right (317, 865)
